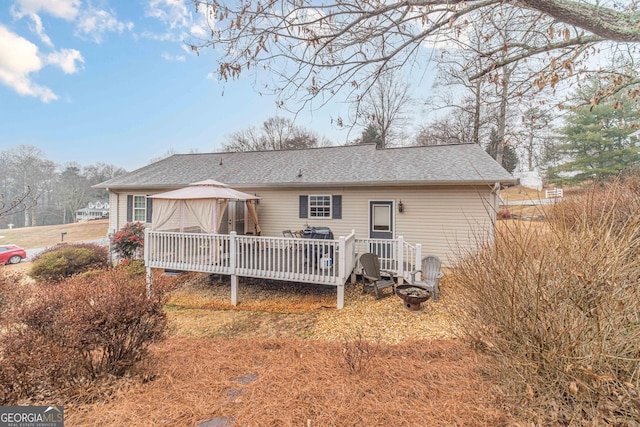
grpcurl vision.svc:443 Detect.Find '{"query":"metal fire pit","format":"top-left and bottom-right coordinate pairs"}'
top-left (395, 284), bottom-right (431, 311)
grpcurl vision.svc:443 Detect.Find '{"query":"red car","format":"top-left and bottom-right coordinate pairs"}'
top-left (0, 244), bottom-right (27, 264)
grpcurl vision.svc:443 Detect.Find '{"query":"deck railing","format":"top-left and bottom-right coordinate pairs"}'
top-left (145, 229), bottom-right (358, 308)
top-left (354, 237), bottom-right (422, 283)
top-left (145, 230), bottom-right (426, 308)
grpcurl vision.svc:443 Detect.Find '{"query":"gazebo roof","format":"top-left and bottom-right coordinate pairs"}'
top-left (150, 179), bottom-right (260, 201)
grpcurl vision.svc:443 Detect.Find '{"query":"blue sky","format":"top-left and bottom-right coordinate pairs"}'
top-left (0, 0), bottom-right (356, 171)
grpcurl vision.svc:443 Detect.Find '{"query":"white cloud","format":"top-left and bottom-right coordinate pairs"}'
top-left (161, 52), bottom-right (185, 62)
top-left (146, 0), bottom-right (190, 29)
top-left (0, 25), bottom-right (57, 102)
top-left (145, 0), bottom-right (213, 41)
top-left (46, 48), bottom-right (84, 74)
top-left (25, 13), bottom-right (53, 47)
top-left (75, 8), bottom-right (134, 43)
top-left (12, 0), bottom-right (81, 20)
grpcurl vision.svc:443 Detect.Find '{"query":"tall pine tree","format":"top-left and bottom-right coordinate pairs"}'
top-left (550, 82), bottom-right (640, 184)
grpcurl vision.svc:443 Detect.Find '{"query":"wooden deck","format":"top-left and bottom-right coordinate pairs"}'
top-left (144, 229), bottom-right (422, 309)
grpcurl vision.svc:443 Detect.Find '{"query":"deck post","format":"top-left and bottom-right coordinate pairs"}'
top-left (231, 275), bottom-right (238, 306)
top-left (337, 235), bottom-right (346, 309)
top-left (144, 228), bottom-right (151, 297)
top-left (415, 243), bottom-right (422, 271)
top-left (230, 231), bottom-right (238, 305)
top-left (397, 236), bottom-right (404, 285)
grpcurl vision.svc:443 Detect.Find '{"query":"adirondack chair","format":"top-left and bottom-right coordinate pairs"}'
top-left (360, 252), bottom-right (396, 298)
top-left (410, 255), bottom-right (444, 302)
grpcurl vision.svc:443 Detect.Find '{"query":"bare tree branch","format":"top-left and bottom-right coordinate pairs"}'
top-left (191, 0), bottom-right (640, 115)
top-left (0, 187), bottom-right (31, 219)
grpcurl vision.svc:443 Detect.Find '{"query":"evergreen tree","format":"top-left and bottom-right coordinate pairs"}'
top-left (550, 84), bottom-right (640, 184)
top-left (357, 124), bottom-right (384, 148)
top-left (486, 128), bottom-right (518, 173)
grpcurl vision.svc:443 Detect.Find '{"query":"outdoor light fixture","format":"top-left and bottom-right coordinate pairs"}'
top-left (398, 201), bottom-right (404, 213)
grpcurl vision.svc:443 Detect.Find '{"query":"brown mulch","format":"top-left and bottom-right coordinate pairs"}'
top-left (67, 337), bottom-right (510, 427)
top-left (62, 273), bottom-right (513, 426)
top-left (166, 273), bottom-right (460, 344)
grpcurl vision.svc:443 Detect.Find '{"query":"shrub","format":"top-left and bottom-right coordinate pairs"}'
top-left (29, 243), bottom-right (109, 283)
top-left (0, 269), bottom-right (175, 404)
top-left (111, 222), bottom-right (145, 260)
top-left (117, 258), bottom-right (147, 276)
top-left (454, 180), bottom-right (640, 424)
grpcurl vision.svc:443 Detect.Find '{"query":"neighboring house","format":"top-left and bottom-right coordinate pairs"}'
top-left (75, 201), bottom-right (110, 222)
top-left (95, 143), bottom-right (514, 266)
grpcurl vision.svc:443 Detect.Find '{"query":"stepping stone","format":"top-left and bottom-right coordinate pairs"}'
top-left (196, 416), bottom-right (234, 427)
top-left (234, 373), bottom-right (258, 385)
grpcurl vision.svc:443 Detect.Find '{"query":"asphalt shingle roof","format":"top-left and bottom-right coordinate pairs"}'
top-left (96, 143), bottom-right (514, 189)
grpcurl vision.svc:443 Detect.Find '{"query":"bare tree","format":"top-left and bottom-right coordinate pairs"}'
top-left (354, 72), bottom-right (413, 148)
top-left (191, 0), bottom-right (640, 111)
top-left (415, 108), bottom-right (477, 146)
top-left (57, 164), bottom-right (91, 224)
top-left (513, 106), bottom-right (557, 172)
top-left (223, 117), bottom-right (331, 151)
top-left (424, 6), bottom-right (561, 166)
top-left (83, 162), bottom-right (127, 199)
top-left (5, 145), bottom-right (56, 227)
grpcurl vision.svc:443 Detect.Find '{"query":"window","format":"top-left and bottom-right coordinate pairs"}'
top-left (309, 195), bottom-right (331, 218)
top-left (127, 195), bottom-right (152, 223)
top-left (299, 195), bottom-right (341, 219)
top-left (133, 195), bottom-right (147, 222)
top-left (372, 204), bottom-right (391, 231)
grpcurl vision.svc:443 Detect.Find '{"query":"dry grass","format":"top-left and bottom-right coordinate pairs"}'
top-left (0, 219), bottom-right (108, 249)
top-left (67, 337), bottom-right (510, 427)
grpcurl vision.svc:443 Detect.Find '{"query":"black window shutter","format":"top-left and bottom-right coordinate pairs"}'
top-left (299, 195), bottom-right (308, 218)
top-left (146, 197), bottom-right (153, 223)
top-left (126, 195), bottom-right (133, 222)
top-left (332, 195), bottom-right (342, 219)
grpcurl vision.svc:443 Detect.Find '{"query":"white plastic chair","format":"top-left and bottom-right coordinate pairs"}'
top-left (409, 255), bottom-right (444, 302)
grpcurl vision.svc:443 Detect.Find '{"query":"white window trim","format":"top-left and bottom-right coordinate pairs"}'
top-left (133, 195), bottom-right (147, 222)
top-left (309, 194), bottom-right (332, 219)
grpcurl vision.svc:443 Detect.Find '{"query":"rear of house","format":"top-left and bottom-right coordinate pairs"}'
top-left (96, 143), bottom-right (514, 266)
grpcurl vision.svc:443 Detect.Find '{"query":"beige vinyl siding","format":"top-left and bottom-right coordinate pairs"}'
top-left (250, 185), bottom-right (495, 266)
top-left (109, 184), bottom-right (495, 266)
top-left (108, 191), bottom-right (119, 232)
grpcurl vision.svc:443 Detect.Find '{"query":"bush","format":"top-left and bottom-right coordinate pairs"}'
top-left (0, 269), bottom-right (175, 404)
top-left (546, 175), bottom-right (640, 236)
top-left (111, 222), bottom-right (145, 260)
top-left (454, 179), bottom-right (640, 424)
top-left (29, 243), bottom-right (109, 283)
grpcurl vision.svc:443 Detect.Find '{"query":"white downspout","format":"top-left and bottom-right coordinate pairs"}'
top-left (489, 182), bottom-right (501, 243)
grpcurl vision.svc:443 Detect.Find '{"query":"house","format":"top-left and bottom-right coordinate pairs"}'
top-left (75, 200), bottom-right (110, 222)
top-left (95, 143), bottom-right (514, 267)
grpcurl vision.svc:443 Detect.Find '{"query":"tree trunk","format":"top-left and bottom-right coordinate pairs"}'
top-left (472, 78), bottom-right (482, 145)
top-left (496, 71), bottom-right (509, 166)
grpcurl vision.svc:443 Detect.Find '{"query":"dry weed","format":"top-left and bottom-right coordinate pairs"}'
top-left (455, 179), bottom-right (640, 425)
